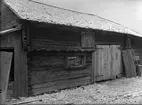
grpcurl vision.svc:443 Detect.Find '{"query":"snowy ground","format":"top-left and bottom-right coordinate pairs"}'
top-left (7, 76), bottom-right (142, 104)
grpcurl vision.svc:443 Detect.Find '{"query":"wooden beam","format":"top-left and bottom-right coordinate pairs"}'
top-left (125, 35), bottom-right (132, 49)
top-left (0, 27), bottom-right (21, 35)
top-left (91, 51), bottom-right (96, 83)
top-left (91, 31), bottom-right (96, 83)
top-left (22, 26), bottom-right (30, 50)
top-left (13, 35), bottom-right (28, 97)
top-left (127, 37), bottom-right (132, 49)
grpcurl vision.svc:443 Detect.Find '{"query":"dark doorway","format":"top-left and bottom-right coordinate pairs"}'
top-left (0, 48), bottom-right (14, 98)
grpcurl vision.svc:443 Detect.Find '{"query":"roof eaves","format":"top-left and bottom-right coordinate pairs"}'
top-left (2, 0), bottom-right (23, 20)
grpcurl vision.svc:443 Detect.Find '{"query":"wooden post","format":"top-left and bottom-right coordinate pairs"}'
top-left (125, 35), bottom-right (132, 49)
top-left (127, 38), bottom-right (131, 49)
top-left (91, 31), bottom-right (96, 84)
top-left (13, 34), bottom-right (28, 97)
top-left (22, 26), bottom-right (30, 50)
top-left (0, 52), bottom-right (13, 104)
top-left (91, 51), bottom-right (95, 83)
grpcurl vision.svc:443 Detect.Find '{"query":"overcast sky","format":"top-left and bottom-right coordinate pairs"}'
top-left (42, 0), bottom-right (142, 34)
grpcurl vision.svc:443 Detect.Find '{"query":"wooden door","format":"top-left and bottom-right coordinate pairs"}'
top-left (0, 52), bottom-right (13, 104)
top-left (93, 45), bottom-right (122, 81)
top-left (111, 45), bottom-right (122, 79)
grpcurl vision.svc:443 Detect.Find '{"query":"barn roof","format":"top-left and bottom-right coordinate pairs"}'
top-left (3, 0), bottom-right (142, 37)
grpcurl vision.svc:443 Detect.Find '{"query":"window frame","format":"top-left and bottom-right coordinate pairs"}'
top-left (65, 53), bottom-right (86, 70)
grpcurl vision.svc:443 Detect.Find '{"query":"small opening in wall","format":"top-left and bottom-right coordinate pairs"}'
top-left (0, 48), bottom-right (14, 98)
top-left (0, 48), bottom-right (14, 82)
top-left (65, 54), bottom-right (86, 70)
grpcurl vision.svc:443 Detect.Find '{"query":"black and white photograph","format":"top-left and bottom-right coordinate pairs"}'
top-left (1, 0), bottom-right (142, 104)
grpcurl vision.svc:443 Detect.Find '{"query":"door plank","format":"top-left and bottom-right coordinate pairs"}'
top-left (111, 45), bottom-right (122, 79)
top-left (122, 49), bottom-right (136, 77)
top-left (0, 52), bottom-right (13, 104)
top-left (94, 45), bottom-right (122, 81)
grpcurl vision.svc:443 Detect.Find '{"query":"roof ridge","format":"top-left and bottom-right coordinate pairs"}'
top-left (30, 0), bottom-right (142, 35)
top-left (29, 0), bottom-right (127, 27)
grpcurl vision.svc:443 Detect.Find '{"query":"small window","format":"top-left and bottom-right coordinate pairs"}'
top-left (65, 55), bottom-right (86, 69)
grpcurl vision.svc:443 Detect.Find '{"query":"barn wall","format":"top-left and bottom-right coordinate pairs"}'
top-left (27, 51), bottom-right (92, 95)
top-left (0, 1), bottom-right (20, 31)
top-left (27, 25), bottom-right (128, 95)
top-left (28, 51), bottom-right (92, 95)
top-left (131, 38), bottom-right (142, 64)
top-left (29, 26), bottom-right (81, 51)
top-left (0, 31), bottom-right (28, 97)
top-left (95, 31), bottom-right (125, 47)
top-left (26, 25), bottom-right (93, 95)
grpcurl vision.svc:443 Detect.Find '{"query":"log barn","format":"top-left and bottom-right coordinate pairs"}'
top-left (1, 0), bottom-right (142, 98)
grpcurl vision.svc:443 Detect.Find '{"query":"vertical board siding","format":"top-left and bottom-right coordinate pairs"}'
top-left (91, 51), bottom-right (95, 83)
top-left (81, 31), bottom-right (95, 48)
top-left (122, 49), bottom-right (137, 77)
top-left (94, 45), bottom-right (122, 81)
top-left (28, 51), bottom-right (92, 95)
top-left (111, 45), bottom-right (122, 78)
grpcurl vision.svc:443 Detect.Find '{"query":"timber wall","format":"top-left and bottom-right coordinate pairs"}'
top-left (27, 26), bottom-right (127, 95)
top-left (27, 26), bottom-right (92, 95)
top-left (131, 38), bottom-right (142, 64)
top-left (95, 30), bottom-right (125, 47)
top-left (29, 26), bottom-right (81, 51)
top-left (28, 51), bottom-right (92, 95)
top-left (0, 31), bottom-right (28, 97)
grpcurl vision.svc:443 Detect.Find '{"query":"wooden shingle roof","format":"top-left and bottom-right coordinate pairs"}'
top-left (3, 0), bottom-right (142, 37)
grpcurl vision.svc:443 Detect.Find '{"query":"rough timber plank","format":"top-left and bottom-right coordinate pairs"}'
top-left (91, 51), bottom-right (95, 83)
top-left (81, 31), bottom-right (94, 48)
top-left (111, 45), bottom-right (122, 78)
top-left (95, 45), bottom-right (105, 81)
top-left (94, 45), bottom-right (122, 81)
top-left (14, 34), bottom-right (28, 97)
top-left (122, 49), bottom-right (137, 77)
top-left (31, 76), bottom-right (90, 95)
top-left (0, 52), bottom-right (13, 104)
top-left (29, 69), bottom-right (90, 85)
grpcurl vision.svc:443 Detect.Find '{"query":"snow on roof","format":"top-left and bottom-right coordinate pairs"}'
top-left (3, 0), bottom-right (142, 37)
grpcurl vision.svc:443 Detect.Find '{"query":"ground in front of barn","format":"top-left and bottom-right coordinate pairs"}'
top-left (7, 77), bottom-right (142, 104)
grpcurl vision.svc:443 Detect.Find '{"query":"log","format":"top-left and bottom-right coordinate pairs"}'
top-left (31, 76), bottom-right (90, 95)
top-left (29, 69), bottom-right (90, 85)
